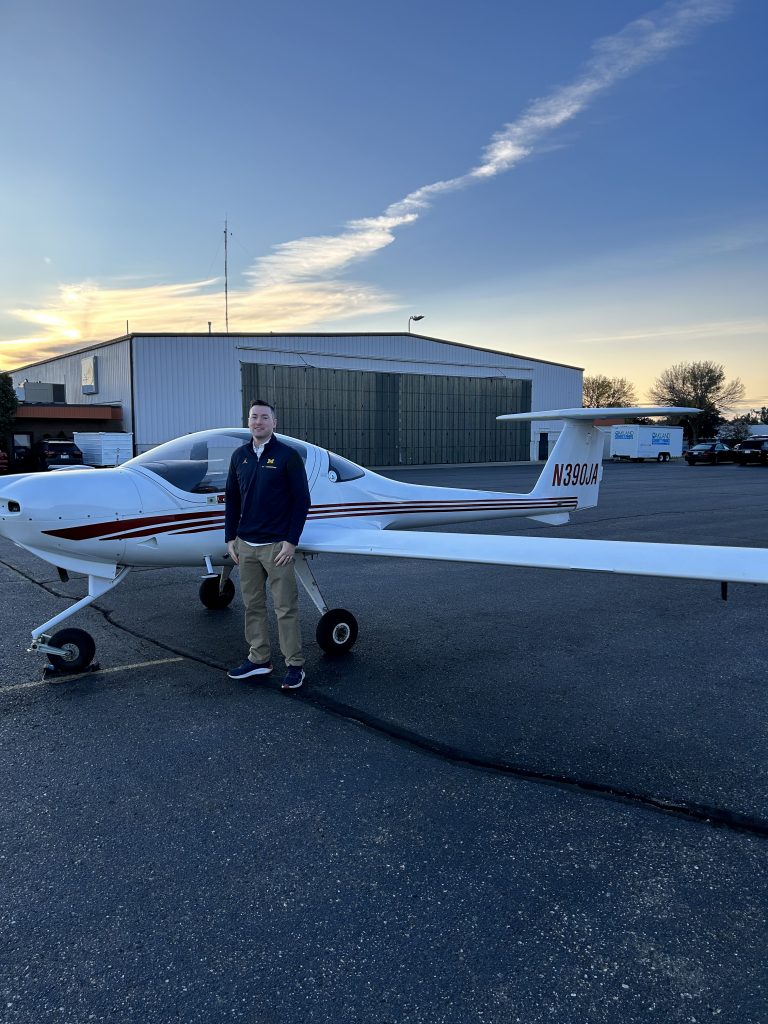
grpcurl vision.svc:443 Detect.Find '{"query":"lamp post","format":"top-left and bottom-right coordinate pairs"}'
top-left (408, 314), bottom-right (424, 333)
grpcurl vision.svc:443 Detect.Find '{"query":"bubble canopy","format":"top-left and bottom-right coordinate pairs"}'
top-left (125, 430), bottom-right (310, 494)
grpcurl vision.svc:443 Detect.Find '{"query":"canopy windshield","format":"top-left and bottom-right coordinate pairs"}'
top-left (126, 430), bottom-right (308, 494)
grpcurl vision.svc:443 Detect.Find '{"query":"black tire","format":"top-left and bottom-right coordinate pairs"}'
top-left (316, 608), bottom-right (358, 656)
top-left (199, 576), bottom-right (236, 609)
top-left (657, 453), bottom-right (665, 462)
top-left (48, 628), bottom-right (96, 673)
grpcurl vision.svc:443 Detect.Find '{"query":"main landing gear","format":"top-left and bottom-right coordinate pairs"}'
top-left (293, 553), bottom-right (358, 655)
top-left (199, 560), bottom-right (236, 609)
top-left (198, 552), bottom-right (358, 655)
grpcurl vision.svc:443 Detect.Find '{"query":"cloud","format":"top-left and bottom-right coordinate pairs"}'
top-left (1, 276), bottom-right (397, 368)
top-left (573, 318), bottom-right (767, 345)
top-left (2, 0), bottom-right (733, 369)
top-left (246, 0), bottom-right (733, 286)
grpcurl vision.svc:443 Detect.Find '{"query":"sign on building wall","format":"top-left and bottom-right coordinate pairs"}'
top-left (81, 355), bottom-right (98, 395)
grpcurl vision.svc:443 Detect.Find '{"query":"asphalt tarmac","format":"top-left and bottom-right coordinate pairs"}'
top-left (1, 460), bottom-right (767, 1024)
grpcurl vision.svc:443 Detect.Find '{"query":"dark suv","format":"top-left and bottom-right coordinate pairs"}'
top-left (733, 437), bottom-right (768, 466)
top-left (32, 439), bottom-right (84, 470)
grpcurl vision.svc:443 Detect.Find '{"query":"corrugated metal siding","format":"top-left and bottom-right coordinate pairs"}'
top-left (10, 340), bottom-right (133, 431)
top-left (531, 362), bottom-right (583, 411)
top-left (131, 335), bottom-right (243, 451)
top-left (130, 334), bottom-right (544, 453)
top-left (241, 363), bottom-right (530, 465)
top-left (528, 363), bottom-right (583, 461)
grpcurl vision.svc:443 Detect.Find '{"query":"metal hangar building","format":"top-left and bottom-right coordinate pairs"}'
top-left (9, 332), bottom-right (583, 465)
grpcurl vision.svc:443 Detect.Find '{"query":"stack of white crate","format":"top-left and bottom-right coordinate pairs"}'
top-left (73, 432), bottom-right (134, 466)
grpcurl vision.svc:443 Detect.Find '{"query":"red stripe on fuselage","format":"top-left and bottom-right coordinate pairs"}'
top-left (40, 497), bottom-right (577, 543)
top-left (42, 508), bottom-right (224, 541)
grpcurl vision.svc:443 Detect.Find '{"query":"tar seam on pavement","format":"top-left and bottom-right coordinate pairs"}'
top-left (4, 556), bottom-right (768, 841)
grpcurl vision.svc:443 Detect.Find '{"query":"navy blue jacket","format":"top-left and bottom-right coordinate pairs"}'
top-left (224, 436), bottom-right (310, 547)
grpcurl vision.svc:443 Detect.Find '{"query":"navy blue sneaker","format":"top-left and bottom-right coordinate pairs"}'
top-left (281, 666), bottom-right (305, 691)
top-left (227, 659), bottom-right (273, 679)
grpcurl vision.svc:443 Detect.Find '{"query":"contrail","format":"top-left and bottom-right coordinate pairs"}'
top-left (248, 0), bottom-right (733, 287)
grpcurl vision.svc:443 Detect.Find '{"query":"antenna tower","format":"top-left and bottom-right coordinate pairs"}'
top-left (224, 218), bottom-right (229, 333)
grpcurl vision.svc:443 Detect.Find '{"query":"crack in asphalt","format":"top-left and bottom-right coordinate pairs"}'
top-left (3, 555), bottom-right (767, 839)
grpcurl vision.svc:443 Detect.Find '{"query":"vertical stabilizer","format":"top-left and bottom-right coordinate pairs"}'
top-left (497, 406), bottom-right (700, 511)
top-left (530, 419), bottom-right (604, 508)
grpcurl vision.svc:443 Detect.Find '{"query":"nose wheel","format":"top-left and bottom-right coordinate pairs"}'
top-left (45, 628), bottom-right (96, 673)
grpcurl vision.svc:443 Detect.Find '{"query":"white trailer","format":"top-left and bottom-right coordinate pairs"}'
top-left (610, 425), bottom-right (683, 462)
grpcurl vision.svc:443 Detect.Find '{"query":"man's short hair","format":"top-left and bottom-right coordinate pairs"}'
top-left (249, 399), bottom-right (276, 414)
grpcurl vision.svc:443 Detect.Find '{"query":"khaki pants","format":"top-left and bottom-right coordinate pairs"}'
top-left (237, 541), bottom-right (304, 667)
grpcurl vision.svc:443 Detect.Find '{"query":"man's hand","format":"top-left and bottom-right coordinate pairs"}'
top-left (274, 541), bottom-right (296, 566)
top-left (227, 540), bottom-right (239, 565)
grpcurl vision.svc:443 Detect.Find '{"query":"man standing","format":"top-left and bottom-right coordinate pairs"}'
top-left (225, 399), bottom-right (311, 690)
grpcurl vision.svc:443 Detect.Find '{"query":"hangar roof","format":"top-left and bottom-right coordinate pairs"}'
top-left (10, 331), bottom-right (583, 374)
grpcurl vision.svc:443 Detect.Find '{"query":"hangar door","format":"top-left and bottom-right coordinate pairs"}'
top-left (240, 363), bottom-right (531, 466)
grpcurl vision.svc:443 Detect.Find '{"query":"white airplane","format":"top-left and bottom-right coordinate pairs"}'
top-left (1, 406), bottom-right (767, 675)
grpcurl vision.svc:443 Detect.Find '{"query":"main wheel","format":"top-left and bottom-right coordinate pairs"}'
top-left (199, 576), bottom-right (236, 609)
top-left (47, 628), bottom-right (96, 673)
top-left (316, 608), bottom-right (358, 656)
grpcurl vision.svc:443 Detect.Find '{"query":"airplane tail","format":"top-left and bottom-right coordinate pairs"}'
top-left (497, 406), bottom-right (699, 511)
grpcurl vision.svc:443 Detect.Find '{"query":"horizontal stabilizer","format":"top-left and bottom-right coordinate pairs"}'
top-left (497, 406), bottom-right (700, 422)
top-left (300, 527), bottom-right (768, 585)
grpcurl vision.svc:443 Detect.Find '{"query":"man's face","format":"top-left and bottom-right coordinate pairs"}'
top-left (248, 404), bottom-right (276, 443)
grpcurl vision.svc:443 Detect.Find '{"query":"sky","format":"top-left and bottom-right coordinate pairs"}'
top-left (1, 0), bottom-right (765, 412)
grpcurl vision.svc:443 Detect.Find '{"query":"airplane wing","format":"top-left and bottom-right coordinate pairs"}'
top-left (300, 527), bottom-right (768, 585)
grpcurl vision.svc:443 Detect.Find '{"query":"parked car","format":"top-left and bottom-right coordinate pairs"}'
top-left (31, 439), bottom-right (84, 471)
top-left (733, 436), bottom-right (768, 466)
top-left (684, 442), bottom-right (736, 465)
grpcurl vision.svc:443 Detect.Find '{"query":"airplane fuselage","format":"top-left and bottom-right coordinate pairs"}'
top-left (0, 430), bottom-right (574, 574)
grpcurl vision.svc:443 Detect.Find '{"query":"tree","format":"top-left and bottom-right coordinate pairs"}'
top-left (720, 417), bottom-right (754, 443)
top-left (752, 407), bottom-right (768, 425)
top-left (582, 374), bottom-right (637, 408)
top-left (0, 372), bottom-right (17, 454)
top-left (648, 361), bottom-right (745, 442)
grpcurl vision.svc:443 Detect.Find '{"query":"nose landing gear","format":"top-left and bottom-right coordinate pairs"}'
top-left (28, 566), bottom-right (130, 675)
